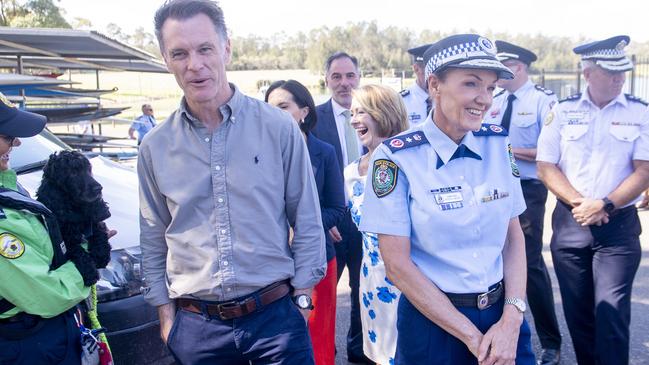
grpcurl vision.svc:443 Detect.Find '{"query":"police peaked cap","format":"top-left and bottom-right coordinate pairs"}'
top-left (495, 40), bottom-right (538, 65)
top-left (423, 34), bottom-right (514, 81)
top-left (408, 43), bottom-right (433, 63)
top-left (0, 92), bottom-right (46, 138)
top-left (573, 35), bottom-right (633, 72)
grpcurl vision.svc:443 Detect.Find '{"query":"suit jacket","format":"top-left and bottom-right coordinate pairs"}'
top-left (313, 99), bottom-right (345, 175)
top-left (307, 132), bottom-right (346, 261)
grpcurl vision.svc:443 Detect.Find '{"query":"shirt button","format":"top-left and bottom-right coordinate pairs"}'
top-left (218, 197), bottom-right (224, 203)
top-left (220, 229), bottom-right (226, 234)
top-left (226, 287), bottom-right (232, 292)
top-left (231, 116), bottom-right (236, 122)
top-left (215, 165), bottom-right (221, 171)
top-left (223, 261), bottom-right (229, 266)
top-left (204, 137), bottom-right (210, 142)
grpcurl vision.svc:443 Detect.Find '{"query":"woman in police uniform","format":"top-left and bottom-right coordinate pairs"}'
top-left (359, 35), bottom-right (535, 365)
top-left (0, 93), bottom-right (90, 364)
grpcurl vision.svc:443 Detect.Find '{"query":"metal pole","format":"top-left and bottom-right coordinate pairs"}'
top-left (630, 55), bottom-right (636, 95)
top-left (17, 55), bottom-right (26, 103)
top-left (576, 62), bottom-right (581, 93)
top-left (541, 69), bottom-right (545, 88)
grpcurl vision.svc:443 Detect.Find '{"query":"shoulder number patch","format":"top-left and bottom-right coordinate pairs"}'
top-left (372, 159), bottom-right (399, 198)
top-left (0, 233), bottom-right (25, 259)
top-left (508, 144), bottom-right (520, 178)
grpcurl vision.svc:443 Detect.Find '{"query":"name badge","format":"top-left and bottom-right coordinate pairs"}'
top-left (431, 186), bottom-right (464, 210)
top-left (409, 113), bottom-right (421, 122)
top-left (565, 111), bottom-right (589, 120)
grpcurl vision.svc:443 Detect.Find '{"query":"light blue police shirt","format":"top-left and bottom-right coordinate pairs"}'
top-left (131, 114), bottom-right (157, 143)
top-left (401, 83), bottom-right (429, 127)
top-left (483, 81), bottom-right (557, 180)
top-left (359, 116), bottom-right (526, 294)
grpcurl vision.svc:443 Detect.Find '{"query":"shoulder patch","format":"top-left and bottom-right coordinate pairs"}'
top-left (559, 93), bottom-right (581, 103)
top-left (535, 84), bottom-right (555, 95)
top-left (0, 233), bottom-right (25, 259)
top-left (625, 94), bottom-right (648, 106)
top-left (383, 131), bottom-right (429, 153)
top-left (493, 89), bottom-right (506, 98)
top-left (372, 159), bottom-right (399, 198)
top-left (473, 124), bottom-right (509, 137)
top-left (400, 89), bottom-right (410, 97)
top-left (508, 144), bottom-right (520, 178)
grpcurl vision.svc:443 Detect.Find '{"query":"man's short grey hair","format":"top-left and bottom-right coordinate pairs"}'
top-left (324, 52), bottom-right (359, 74)
top-left (154, 0), bottom-right (228, 51)
top-left (581, 60), bottom-right (597, 71)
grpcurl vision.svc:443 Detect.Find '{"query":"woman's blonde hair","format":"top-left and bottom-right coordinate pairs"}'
top-left (352, 84), bottom-right (409, 138)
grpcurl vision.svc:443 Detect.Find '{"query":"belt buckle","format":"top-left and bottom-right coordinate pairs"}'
top-left (477, 292), bottom-right (490, 310)
top-left (217, 301), bottom-right (239, 320)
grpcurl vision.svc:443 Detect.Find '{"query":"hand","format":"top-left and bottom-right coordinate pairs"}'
top-left (637, 191), bottom-right (649, 209)
top-left (99, 221), bottom-right (117, 239)
top-left (464, 330), bottom-right (484, 360)
top-left (298, 307), bottom-right (311, 323)
top-left (571, 197), bottom-right (607, 226)
top-left (329, 226), bottom-right (342, 243)
top-left (293, 287), bottom-right (313, 324)
top-left (158, 303), bottom-right (176, 345)
top-left (478, 308), bottom-right (523, 365)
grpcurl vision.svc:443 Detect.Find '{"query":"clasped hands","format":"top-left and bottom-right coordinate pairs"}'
top-left (467, 308), bottom-right (523, 365)
top-left (570, 197), bottom-right (609, 226)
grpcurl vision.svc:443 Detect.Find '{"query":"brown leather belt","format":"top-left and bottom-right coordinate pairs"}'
top-left (176, 280), bottom-right (291, 320)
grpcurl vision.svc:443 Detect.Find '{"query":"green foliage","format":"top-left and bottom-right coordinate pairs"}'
top-left (1, 0), bottom-right (70, 28)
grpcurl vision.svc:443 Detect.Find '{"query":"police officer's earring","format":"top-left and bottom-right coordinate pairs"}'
top-left (299, 119), bottom-right (305, 124)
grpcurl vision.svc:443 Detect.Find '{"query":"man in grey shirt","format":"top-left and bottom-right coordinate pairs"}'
top-left (138, 1), bottom-right (326, 363)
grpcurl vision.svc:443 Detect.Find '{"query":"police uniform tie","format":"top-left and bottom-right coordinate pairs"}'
top-left (426, 97), bottom-right (433, 116)
top-left (501, 94), bottom-right (517, 132)
top-left (342, 109), bottom-right (360, 164)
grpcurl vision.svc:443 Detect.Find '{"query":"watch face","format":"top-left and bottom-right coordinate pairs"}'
top-left (295, 295), bottom-right (311, 309)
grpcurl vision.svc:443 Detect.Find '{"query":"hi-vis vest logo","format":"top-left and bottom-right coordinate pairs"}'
top-left (0, 233), bottom-right (25, 259)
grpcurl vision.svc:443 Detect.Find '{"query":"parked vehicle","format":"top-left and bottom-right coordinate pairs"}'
top-left (15, 129), bottom-right (172, 365)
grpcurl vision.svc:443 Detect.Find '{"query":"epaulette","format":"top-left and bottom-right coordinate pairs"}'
top-left (535, 84), bottom-right (555, 96)
top-left (383, 131), bottom-right (428, 153)
top-left (625, 94), bottom-right (648, 106)
top-left (493, 89), bottom-right (506, 98)
top-left (473, 123), bottom-right (509, 137)
top-left (399, 89), bottom-right (410, 97)
top-left (559, 93), bottom-right (581, 103)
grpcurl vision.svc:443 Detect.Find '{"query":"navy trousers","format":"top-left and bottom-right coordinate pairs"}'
top-left (335, 211), bottom-right (365, 360)
top-left (0, 310), bottom-right (81, 365)
top-left (551, 202), bottom-right (641, 365)
top-left (167, 295), bottom-right (314, 365)
top-left (519, 180), bottom-right (561, 350)
top-left (394, 295), bottom-right (535, 365)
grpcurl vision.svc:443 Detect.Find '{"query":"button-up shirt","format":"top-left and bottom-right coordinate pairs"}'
top-left (131, 114), bottom-right (157, 143)
top-left (138, 84), bottom-right (326, 306)
top-left (331, 99), bottom-right (362, 167)
top-left (537, 90), bottom-right (649, 206)
top-left (484, 81), bottom-right (557, 179)
top-left (401, 83), bottom-right (429, 127)
top-left (359, 117), bottom-right (525, 293)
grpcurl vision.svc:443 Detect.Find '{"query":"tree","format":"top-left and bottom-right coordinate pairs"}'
top-left (0, 0), bottom-right (70, 28)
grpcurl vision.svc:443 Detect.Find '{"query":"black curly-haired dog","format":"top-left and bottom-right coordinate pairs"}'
top-left (36, 150), bottom-right (112, 286)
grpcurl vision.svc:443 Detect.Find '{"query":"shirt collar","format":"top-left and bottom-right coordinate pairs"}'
top-left (330, 98), bottom-right (349, 118)
top-left (412, 83), bottom-right (429, 99)
top-left (511, 80), bottom-right (534, 98)
top-left (422, 114), bottom-right (483, 169)
top-left (179, 83), bottom-right (241, 126)
top-left (580, 87), bottom-right (627, 109)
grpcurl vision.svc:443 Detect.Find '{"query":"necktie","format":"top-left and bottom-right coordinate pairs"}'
top-left (500, 94), bottom-right (517, 132)
top-left (342, 110), bottom-right (359, 164)
top-left (426, 98), bottom-right (433, 116)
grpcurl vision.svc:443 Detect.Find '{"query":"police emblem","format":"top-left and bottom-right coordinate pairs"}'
top-left (372, 159), bottom-right (399, 198)
top-left (508, 144), bottom-right (520, 178)
top-left (544, 111), bottom-right (555, 126)
top-left (389, 139), bottom-right (404, 149)
top-left (489, 125), bottom-right (504, 133)
top-left (413, 134), bottom-right (421, 141)
top-left (0, 233), bottom-right (25, 259)
top-left (0, 93), bottom-right (16, 108)
top-left (478, 37), bottom-right (496, 55)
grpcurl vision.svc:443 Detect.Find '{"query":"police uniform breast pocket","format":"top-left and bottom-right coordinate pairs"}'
top-left (559, 120), bottom-right (589, 141)
top-left (512, 113), bottom-right (536, 129)
top-left (609, 122), bottom-right (641, 143)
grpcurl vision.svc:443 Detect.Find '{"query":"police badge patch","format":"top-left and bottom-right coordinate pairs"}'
top-left (508, 144), bottom-right (520, 178)
top-left (544, 111), bottom-right (555, 126)
top-left (372, 159), bottom-right (399, 198)
top-left (0, 233), bottom-right (25, 259)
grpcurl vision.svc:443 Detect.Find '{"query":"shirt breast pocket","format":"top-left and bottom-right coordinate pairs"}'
top-left (609, 124), bottom-right (640, 143)
top-left (559, 123), bottom-right (589, 141)
top-left (513, 115), bottom-right (536, 128)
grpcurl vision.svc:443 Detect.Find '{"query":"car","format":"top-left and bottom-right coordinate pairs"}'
top-left (14, 129), bottom-right (173, 365)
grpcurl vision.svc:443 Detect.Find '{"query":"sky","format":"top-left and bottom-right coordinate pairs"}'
top-left (58, 0), bottom-right (649, 43)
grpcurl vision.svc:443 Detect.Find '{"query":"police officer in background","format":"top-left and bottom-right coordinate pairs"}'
top-left (0, 93), bottom-right (91, 364)
top-left (537, 35), bottom-right (649, 365)
top-left (400, 43), bottom-right (432, 126)
top-left (484, 40), bottom-right (561, 365)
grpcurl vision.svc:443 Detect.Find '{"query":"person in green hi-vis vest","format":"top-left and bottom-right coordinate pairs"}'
top-left (0, 92), bottom-right (93, 365)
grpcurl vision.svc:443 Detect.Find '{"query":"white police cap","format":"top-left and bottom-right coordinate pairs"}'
top-left (423, 34), bottom-right (514, 81)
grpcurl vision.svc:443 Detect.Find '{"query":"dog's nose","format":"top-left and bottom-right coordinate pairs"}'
top-left (91, 183), bottom-right (103, 196)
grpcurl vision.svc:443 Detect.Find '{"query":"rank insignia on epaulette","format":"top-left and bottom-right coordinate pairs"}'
top-left (372, 159), bottom-right (399, 198)
top-left (508, 144), bottom-right (520, 178)
top-left (0, 233), bottom-right (25, 259)
top-left (383, 131), bottom-right (429, 152)
top-left (625, 94), bottom-right (648, 106)
top-left (560, 93), bottom-right (581, 103)
top-left (473, 124), bottom-right (508, 136)
top-left (535, 84), bottom-right (555, 95)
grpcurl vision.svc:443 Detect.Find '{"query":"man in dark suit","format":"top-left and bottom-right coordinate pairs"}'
top-left (312, 51), bottom-right (370, 364)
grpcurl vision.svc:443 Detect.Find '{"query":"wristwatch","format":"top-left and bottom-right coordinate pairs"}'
top-left (602, 197), bottom-right (616, 214)
top-left (504, 297), bottom-right (527, 313)
top-left (293, 294), bottom-right (314, 310)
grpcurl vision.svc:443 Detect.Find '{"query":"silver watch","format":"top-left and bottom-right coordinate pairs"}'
top-left (504, 297), bottom-right (527, 313)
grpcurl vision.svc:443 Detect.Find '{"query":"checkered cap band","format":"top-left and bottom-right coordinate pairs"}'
top-left (425, 41), bottom-right (493, 79)
top-left (595, 57), bottom-right (633, 72)
top-left (582, 48), bottom-right (627, 60)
